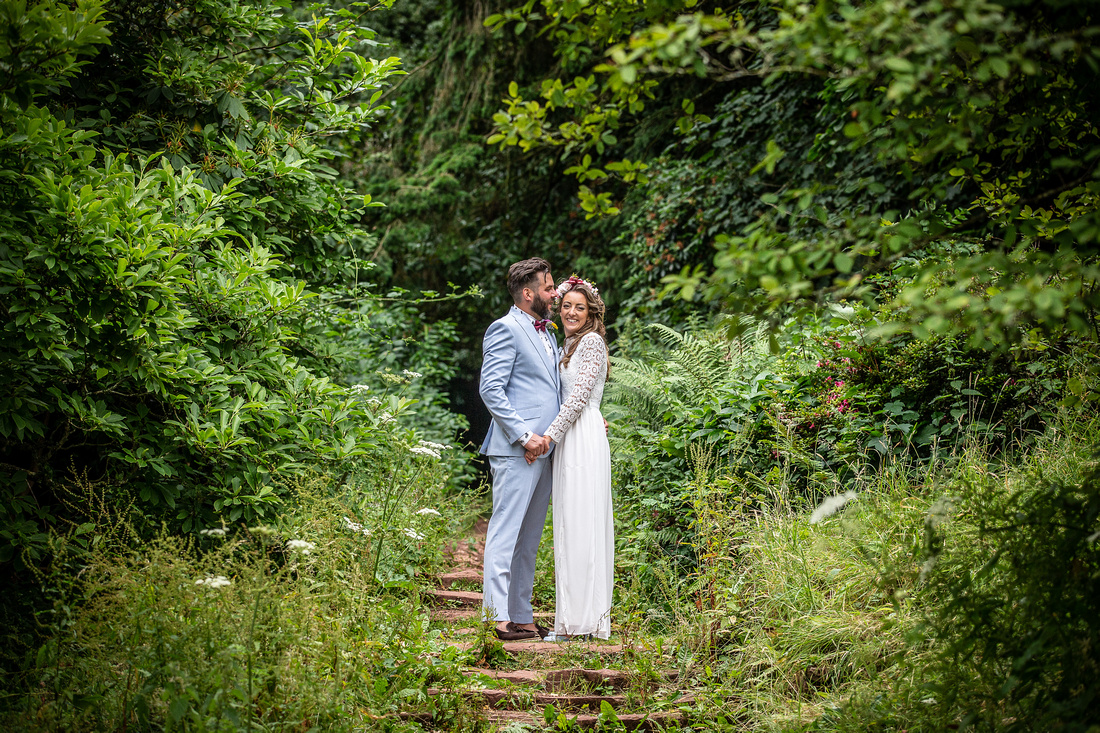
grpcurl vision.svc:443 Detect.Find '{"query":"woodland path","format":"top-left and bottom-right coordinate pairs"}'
top-left (408, 518), bottom-right (698, 730)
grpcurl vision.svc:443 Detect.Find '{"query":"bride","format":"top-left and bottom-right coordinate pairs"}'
top-left (526, 276), bottom-right (613, 640)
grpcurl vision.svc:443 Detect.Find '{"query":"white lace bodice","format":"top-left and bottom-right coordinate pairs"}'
top-left (546, 333), bottom-right (607, 443)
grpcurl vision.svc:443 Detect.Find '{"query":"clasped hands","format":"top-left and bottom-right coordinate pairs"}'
top-left (523, 434), bottom-right (550, 464)
top-left (523, 419), bottom-right (609, 464)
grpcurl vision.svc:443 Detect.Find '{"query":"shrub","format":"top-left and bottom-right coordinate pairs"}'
top-left (0, 0), bottom-right (406, 563)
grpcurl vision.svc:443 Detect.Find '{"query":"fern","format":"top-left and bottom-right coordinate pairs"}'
top-left (608, 319), bottom-right (771, 423)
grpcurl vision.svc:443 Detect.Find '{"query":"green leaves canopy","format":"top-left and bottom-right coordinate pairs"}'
top-left (0, 0), bottom-right (402, 563)
top-left (487, 0), bottom-right (1100, 347)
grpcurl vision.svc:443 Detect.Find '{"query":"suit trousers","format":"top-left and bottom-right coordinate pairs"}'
top-left (481, 453), bottom-right (553, 623)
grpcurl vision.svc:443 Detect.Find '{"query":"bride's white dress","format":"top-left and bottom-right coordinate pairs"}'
top-left (545, 332), bottom-right (613, 639)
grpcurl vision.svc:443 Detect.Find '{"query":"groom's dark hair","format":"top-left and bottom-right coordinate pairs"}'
top-left (507, 258), bottom-right (552, 303)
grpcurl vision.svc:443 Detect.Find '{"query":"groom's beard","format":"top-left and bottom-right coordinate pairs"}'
top-left (532, 293), bottom-right (552, 319)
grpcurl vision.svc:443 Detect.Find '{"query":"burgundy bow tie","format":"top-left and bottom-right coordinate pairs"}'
top-left (533, 319), bottom-right (552, 333)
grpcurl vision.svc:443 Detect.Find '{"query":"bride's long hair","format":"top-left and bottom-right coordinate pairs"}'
top-left (558, 280), bottom-right (610, 380)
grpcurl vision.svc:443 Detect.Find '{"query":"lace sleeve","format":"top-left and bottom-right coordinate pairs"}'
top-left (546, 334), bottom-right (607, 443)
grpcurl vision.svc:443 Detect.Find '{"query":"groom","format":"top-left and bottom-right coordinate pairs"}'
top-left (478, 257), bottom-right (561, 640)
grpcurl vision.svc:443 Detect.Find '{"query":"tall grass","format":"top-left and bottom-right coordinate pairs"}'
top-left (4, 463), bottom-right (480, 732)
top-left (611, 413), bottom-right (1099, 731)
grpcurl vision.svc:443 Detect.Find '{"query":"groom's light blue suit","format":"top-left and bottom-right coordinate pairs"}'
top-left (479, 305), bottom-right (562, 624)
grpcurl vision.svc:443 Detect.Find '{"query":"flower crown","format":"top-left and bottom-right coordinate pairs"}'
top-left (556, 275), bottom-right (599, 299)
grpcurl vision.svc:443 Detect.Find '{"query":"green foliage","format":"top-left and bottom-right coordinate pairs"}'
top-left (0, 0), bottom-right (110, 106)
top-left (6, 464), bottom-right (473, 732)
top-left (486, 0), bottom-right (1100, 349)
top-left (607, 309), bottom-right (1075, 578)
top-left (917, 435), bottom-right (1100, 730)
top-left (0, 0), bottom-right (411, 564)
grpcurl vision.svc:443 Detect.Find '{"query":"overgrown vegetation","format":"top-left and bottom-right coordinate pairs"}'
top-left (3, 0), bottom-right (1100, 730)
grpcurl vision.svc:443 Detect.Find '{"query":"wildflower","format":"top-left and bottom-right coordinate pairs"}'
top-left (199, 527), bottom-right (227, 538)
top-left (286, 539), bottom-right (316, 555)
top-left (348, 384), bottom-right (370, 394)
top-left (196, 575), bottom-right (232, 588)
top-left (404, 528), bottom-right (424, 541)
top-left (416, 508), bottom-right (441, 517)
top-left (810, 491), bottom-right (858, 524)
top-left (403, 369), bottom-right (423, 379)
top-left (378, 412), bottom-right (394, 424)
top-left (418, 439), bottom-right (450, 452)
top-left (343, 517), bottom-right (370, 537)
top-left (410, 445), bottom-right (441, 459)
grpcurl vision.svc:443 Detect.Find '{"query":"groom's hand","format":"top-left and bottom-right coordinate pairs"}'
top-left (524, 434), bottom-right (549, 457)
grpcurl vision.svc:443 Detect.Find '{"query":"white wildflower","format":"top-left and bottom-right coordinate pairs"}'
top-left (195, 575), bottom-right (232, 588)
top-left (286, 539), bottom-right (316, 555)
top-left (348, 384), bottom-right (370, 394)
top-left (810, 491), bottom-right (858, 524)
top-left (403, 528), bottom-right (424, 541)
top-left (342, 516), bottom-right (371, 537)
top-left (199, 528), bottom-right (227, 538)
top-left (418, 439), bottom-right (450, 452)
top-left (403, 369), bottom-right (423, 379)
top-left (416, 508), bottom-right (441, 517)
top-left (410, 445), bottom-right (441, 459)
top-left (379, 412), bottom-right (394, 424)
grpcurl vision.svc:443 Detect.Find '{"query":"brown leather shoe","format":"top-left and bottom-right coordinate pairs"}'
top-left (496, 622), bottom-right (539, 641)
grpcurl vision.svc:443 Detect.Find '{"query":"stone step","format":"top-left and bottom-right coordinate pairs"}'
top-left (425, 589), bottom-right (482, 607)
top-left (430, 608), bottom-right (554, 623)
top-left (448, 639), bottom-right (626, 656)
top-left (463, 667), bottom-right (677, 693)
top-left (484, 708), bottom-right (689, 731)
top-left (462, 668), bottom-right (546, 686)
top-left (428, 687), bottom-right (627, 712)
top-left (435, 568), bottom-right (483, 589)
top-left (544, 667), bottom-right (635, 693)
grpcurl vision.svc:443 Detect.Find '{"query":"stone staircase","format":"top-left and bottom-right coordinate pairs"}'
top-left (409, 521), bottom-right (695, 731)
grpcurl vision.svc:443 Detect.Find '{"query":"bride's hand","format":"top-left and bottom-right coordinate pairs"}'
top-left (524, 449), bottom-right (539, 464)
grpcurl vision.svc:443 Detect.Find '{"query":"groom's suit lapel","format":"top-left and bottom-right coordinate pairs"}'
top-left (552, 335), bottom-right (561, 393)
top-left (509, 308), bottom-right (558, 382)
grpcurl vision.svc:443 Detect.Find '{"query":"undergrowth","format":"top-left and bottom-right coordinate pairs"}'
top-left (608, 413), bottom-right (1099, 732)
top-left (3, 414), bottom-right (1097, 732)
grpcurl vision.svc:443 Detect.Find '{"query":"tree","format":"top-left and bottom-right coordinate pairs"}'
top-left (487, 0), bottom-right (1100, 348)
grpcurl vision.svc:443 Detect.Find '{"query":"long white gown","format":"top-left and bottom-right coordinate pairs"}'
top-left (545, 332), bottom-right (613, 639)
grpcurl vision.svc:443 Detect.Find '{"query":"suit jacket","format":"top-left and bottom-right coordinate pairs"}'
top-left (479, 305), bottom-right (562, 457)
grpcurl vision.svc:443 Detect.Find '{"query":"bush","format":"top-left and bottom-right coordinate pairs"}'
top-left (5, 440), bottom-right (473, 731)
top-left (0, 0), bottom-right (406, 564)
